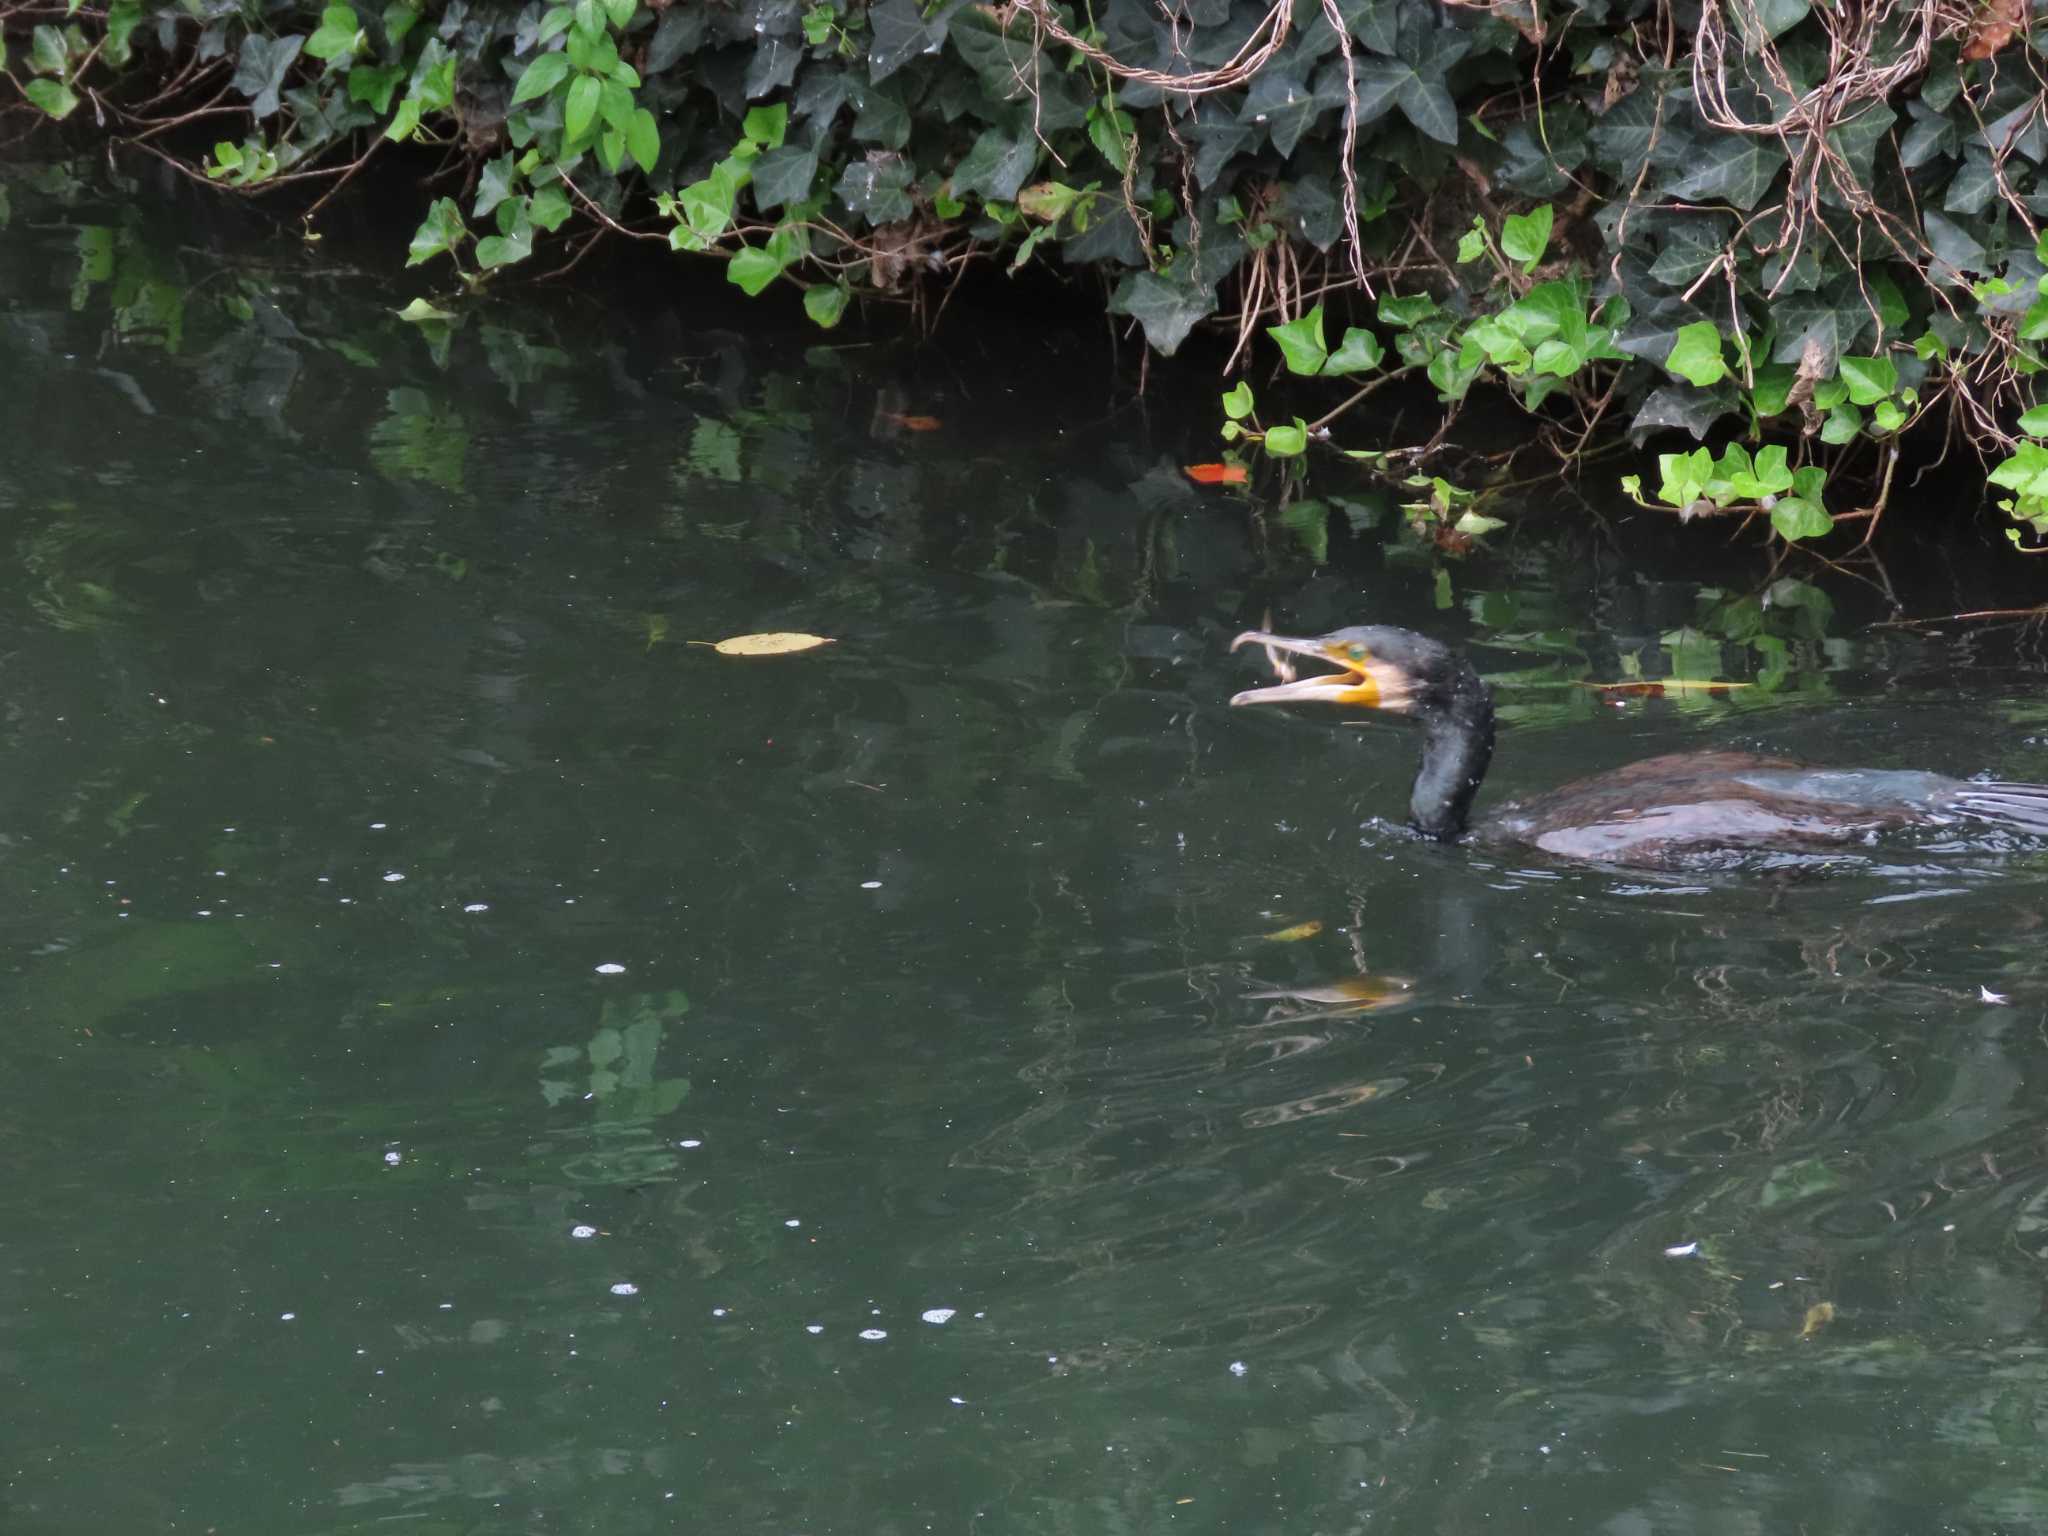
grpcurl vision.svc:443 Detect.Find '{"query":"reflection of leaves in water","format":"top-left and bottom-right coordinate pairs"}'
top-left (21, 505), bottom-right (137, 631)
top-left (686, 418), bottom-right (743, 482)
top-left (541, 991), bottom-right (692, 1186)
top-left (480, 323), bottom-right (568, 404)
top-left (12, 919), bottom-right (280, 1042)
top-left (540, 989), bottom-right (691, 1122)
top-left (370, 386), bottom-right (468, 492)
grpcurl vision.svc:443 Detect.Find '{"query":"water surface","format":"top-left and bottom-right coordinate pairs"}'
top-left (6, 178), bottom-right (2048, 1534)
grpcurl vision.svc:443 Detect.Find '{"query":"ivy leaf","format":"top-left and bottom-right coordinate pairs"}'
top-left (233, 32), bottom-right (304, 118)
top-left (1222, 380), bottom-right (1256, 419)
top-left (1268, 307), bottom-right (1330, 374)
top-left (832, 156), bottom-right (913, 225)
top-left (474, 154), bottom-right (520, 219)
top-left (1768, 278), bottom-right (1872, 367)
top-left (868, 0), bottom-right (951, 82)
top-left (620, 107), bottom-right (658, 172)
top-left (743, 103), bottom-right (788, 149)
top-left (786, 285), bottom-right (840, 334)
top-left (348, 62), bottom-right (403, 113)
top-left (476, 214), bottom-right (534, 269)
top-left (1324, 327), bottom-right (1384, 375)
top-left (751, 144), bottom-right (818, 210)
top-left (564, 73), bottom-right (601, 140)
top-left (1665, 322), bottom-right (1727, 386)
top-left (1770, 497), bottom-right (1832, 541)
top-left (529, 186), bottom-right (572, 230)
top-left (2017, 403), bottom-right (2048, 436)
top-left (23, 78), bottom-right (78, 118)
top-left (952, 128), bottom-right (1036, 202)
top-left (1500, 204), bottom-right (1552, 269)
top-left (405, 196), bottom-right (468, 267)
top-left (30, 23), bottom-right (67, 75)
top-left (1659, 136), bottom-right (1786, 210)
top-left (1264, 418), bottom-right (1309, 456)
top-left (305, 4), bottom-right (362, 61)
top-left (1397, 77), bottom-right (1458, 144)
top-left (1108, 271), bottom-right (1215, 356)
top-left (1837, 355), bottom-right (1897, 405)
top-left (727, 246), bottom-right (786, 296)
top-left (1819, 402), bottom-right (1863, 444)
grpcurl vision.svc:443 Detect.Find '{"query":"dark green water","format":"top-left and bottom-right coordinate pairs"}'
top-left (7, 177), bottom-right (2048, 1535)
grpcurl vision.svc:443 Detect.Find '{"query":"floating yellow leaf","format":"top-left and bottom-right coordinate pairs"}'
top-left (1576, 678), bottom-right (1753, 693)
top-left (696, 632), bottom-right (837, 657)
top-left (1260, 920), bottom-right (1324, 943)
top-left (1799, 1301), bottom-right (1835, 1338)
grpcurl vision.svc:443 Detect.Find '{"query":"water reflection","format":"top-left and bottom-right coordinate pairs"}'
top-left (6, 176), bottom-right (2048, 1534)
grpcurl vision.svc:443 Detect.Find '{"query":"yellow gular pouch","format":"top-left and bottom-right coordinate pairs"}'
top-left (1227, 630), bottom-right (1416, 712)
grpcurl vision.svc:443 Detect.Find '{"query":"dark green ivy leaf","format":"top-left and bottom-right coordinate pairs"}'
top-left (951, 127), bottom-right (1036, 202)
top-left (752, 143), bottom-right (819, 210)
top-left (1768, 277), bottom-right (1873, 366)
top-left (1109, 271), bottom-right (1215, 356)
top-left (1659, 134), bottom-right (1786, 209)
top-left (234, 32), bottom-right (305, 118)
top-left (474, 152), bottom-right (520, 218)
top-left (868, 0), bottom-right (953, 82)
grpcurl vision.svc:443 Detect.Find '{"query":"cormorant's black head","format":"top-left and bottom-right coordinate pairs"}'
top-left (1228, 625), bottom-right (1495, 841)
top-left (1228, 625), bottom-right (1470, 715)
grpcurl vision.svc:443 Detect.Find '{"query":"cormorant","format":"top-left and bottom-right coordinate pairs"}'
top-left (1229, 625), bottom-right (2048, 869)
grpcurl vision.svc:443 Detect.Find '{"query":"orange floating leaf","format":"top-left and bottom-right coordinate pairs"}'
top-left (697, 632), bottom-right (837, 657)
top-left (1185, 462), bottom-right (1249, 485)
top-left (884, 413), bottom-right (943, 431)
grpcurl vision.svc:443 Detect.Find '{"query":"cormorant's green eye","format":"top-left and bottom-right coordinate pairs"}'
top-left (1346, 645), bottom-right (1368, 661)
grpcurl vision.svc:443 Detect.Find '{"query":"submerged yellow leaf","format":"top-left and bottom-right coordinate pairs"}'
top-left (1799, 1301), bottom-right (1835, 1338)
top-left (699, 632), bottom-right (837, 657)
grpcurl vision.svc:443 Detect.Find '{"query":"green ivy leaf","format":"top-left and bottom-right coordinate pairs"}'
top-left (1500, 204), bottom-right (1552, 270)
top-left (1379, 293), bottom-right (1437, 328)
top-left (305, 4), bottom-right (363, 61)
top-left (743, 102), bottom-right (789, 149)
top-left (30, 23), bottom-right (67, 75)
top-left (803, 282), bottom-right (848, 328)
top-left (1264, 419), bottom-right (1309, 456)
top-left (1268, 306), bottom-right (1330, 375)
top-left (1324, 327), bottom-right (1384, 376)
top-left (348, 62), bottom-right (403, 113)
top-left (528, 185), bottom-right (572, 230)
top-left (1664, 322), bottom-right (1727, 386)
top-left (396, 296), bottom-right (456, 322)
top-left (728, 246), bottom-right (786, 296)
top-left (1837, 354), bottom-right (1897, 405)
top-left (1456, 218), bottom-right (1486, 264)
top-left (1770, 497), bottom-right (1832, 541)
top-left (627, 107), bottom-right (660, 172)
top-left (1222, 380), bottom-right (1256, 419)
top-left (564, 72), bottom-right (601, 140)
top-left (1818, 402), bottom-right (1863, 444)
top-left (476, 217), bottom-right (534, 269)
top-left (512, 50), bottom-right (570, 106)
top-left (2017, 403), bottom-right (2048, 436)
top-left (405, 197), bottom-right (468, 267)
top-left (23, 78), bottom-right (78, 118)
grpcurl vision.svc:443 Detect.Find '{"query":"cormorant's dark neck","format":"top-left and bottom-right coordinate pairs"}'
top-left (1409, 664), bottom-right (1495, 841)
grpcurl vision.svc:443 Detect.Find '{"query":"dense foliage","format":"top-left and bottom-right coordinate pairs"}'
top-left (8, 0), bottom-right (2048, 551)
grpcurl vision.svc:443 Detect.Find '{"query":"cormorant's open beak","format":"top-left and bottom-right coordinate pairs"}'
top-left (1228, 631), bottom-right (1415, 711)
